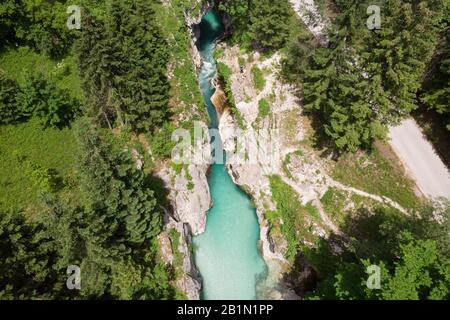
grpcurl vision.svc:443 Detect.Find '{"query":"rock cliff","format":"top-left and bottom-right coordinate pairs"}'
top-left (156, 121), bottom-right (212, 299)
top-left (156, 0), bottom-right (215, 299)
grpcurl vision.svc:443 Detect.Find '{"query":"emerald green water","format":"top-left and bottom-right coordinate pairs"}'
top-left (193, 10), bottom-right (267, 300)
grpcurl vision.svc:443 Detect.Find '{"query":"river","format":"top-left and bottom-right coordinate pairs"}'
top-left (192, 9), bottom-right (267, 300)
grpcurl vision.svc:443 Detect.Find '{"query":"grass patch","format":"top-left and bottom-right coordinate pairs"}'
top-left (168, 228), bottom-right (183, 268)
top-left (258, 98), bottom-right (270, 119)
top-left (282, 153), bottom-right (294, 180)
top-left (282, 109), bottom-right (301, 146)
top-left (269, 175), bottom-right (318, 261)
top-left (213, 48), bottom-right (225, 60)
top-left (320, 187), bottom-right (348, 227)
top-left (153, 1), bottom-right (206, 120)
top-left (217, 62), bottom-right (245, 128)
top-left (251, 66), bottom-right (266, 91)
top-left (332, 148), bottom-right (421, 209)
top-left (0, 119), bottom-right (82, 211)
top-left (170, 161), bottom-right (183, 174)
top-left (185, 168), bottom-right (194, 190)
top-left (0, 46), bottom-right (83, 100)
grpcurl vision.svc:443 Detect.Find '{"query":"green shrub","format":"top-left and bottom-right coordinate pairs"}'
top-left (16, 74), bottom-right (79, 128)
top-left (251, 66), bottom-right (266, 91)
top-left (150, 122), bottom-right (177, 159)
top-left (258, 98), bottom-right (270, 119)
top-left (23, 160), bottom-right (59, 193)
top-left (269, 175), bottom-right (317, 261)
top-left (217, 62), bottom-right (245, 128)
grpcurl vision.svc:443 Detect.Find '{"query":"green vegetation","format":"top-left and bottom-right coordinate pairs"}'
top-left (1, 0), bottom-right (448, 302)
top-left (185, 169), bottom-right (194, 191)
top-left (420, 3), bottom-right (450, 130)
top-left (77, 0), bottom-right (170, 132)
top-left (269, 175), bottom-right (320, 261)
top-left (284, 0), bottom-right (446, 152)
top-left (0, 119), bottom-right (80, 210)
top-left (0, 0), bottom-right (77, 57)
top-left (251, 66), bottom-right (266, 91)
top-left (168, 228), bottom-right (183, 269)
top-left (320, 187), bottom-right (348, 227)
top-left (0, 47), bottom-right (83, 99)
top-left (305, 202), bottom-right (450, 299)
top-left (0, 73), bottom-right (21, 124)
top-left (257, 98), bottom-right (270, 119)
top-left (0, 120), bottom-right (177, 299)
top-left (0, 0), bottom-right (189, 299)
top-left (217, 61), bottom-right (245, 128)
top-left (0, 72), bottom-right (79, 128)
top-left (149, 122), bottom-right (177, 159)
top-left (153, 0), bottom-right (206, 120)
top-left (218, 0), bottom-right (295, 52)
top-left (332, 148), bottom-right (421, 209)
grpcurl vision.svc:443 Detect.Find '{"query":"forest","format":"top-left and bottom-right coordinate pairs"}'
top-left (0, 0), bottom-right (178, 299)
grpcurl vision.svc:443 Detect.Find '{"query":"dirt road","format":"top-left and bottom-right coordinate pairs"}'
top-left (388, 119), bottom-right (450, 200)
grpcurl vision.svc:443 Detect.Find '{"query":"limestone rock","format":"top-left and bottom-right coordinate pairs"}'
top-left (157, 122), bottom-right (212, 236)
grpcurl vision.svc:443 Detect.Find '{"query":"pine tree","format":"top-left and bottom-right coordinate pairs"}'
top-left (0, 209), bottom-right (60, 299)
top-left (77, 0), bottom-right (170, 132)
top-left (248, 0), bottom-right (292, 51)
top-left (0, 73), bottom-right (21, 124)
top-left (420, 3), bottom-right (450, 129)
top-left (287, 0), bottom-right (445, 150)
top-left (361, 0), bottom-right (445, 123)
top-left (76, 119), bottom-right (162, 247)
top-left (77, 12), bottom-right (116, 129)
top-left (303, 26), bottom-right (386, 151)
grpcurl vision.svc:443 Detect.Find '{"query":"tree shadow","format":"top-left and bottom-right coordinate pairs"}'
top-left (302, 108), bottom-right (340, 160)
top-left (146, 173), bottom-right (173, 214)
top-left (285, 205), bottom-right (414, 297)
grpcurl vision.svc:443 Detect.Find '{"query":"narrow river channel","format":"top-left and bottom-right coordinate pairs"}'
top-left (192, 9), bottom-right (267, 300)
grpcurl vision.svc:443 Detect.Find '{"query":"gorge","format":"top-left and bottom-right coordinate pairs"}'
top-left (192, 9), bottom-right (268, 300)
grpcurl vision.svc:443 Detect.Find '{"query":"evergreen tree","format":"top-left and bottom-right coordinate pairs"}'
top-left (420, 3), bottom-right (450, 130)
top-left (286, 0), bottom-right (445, 151)
top-left (77, 0), bottom-right (170, 132)
top-left (77, 12), bottom-right (116, 128)
top-left (0, 73), bottom-right (21, 124)
top-left (360, 0), bottom-right (445, 123)
top-left (248, 0), bottom-right (292, 51)
top-left (302, 26), bottom-right (386, 151)
top-left (16, 74), bottom-right (78, 128)
top-left (77, 119), bottom-right (162, 247)
top-left (0, 209), bottom-right (60, 299)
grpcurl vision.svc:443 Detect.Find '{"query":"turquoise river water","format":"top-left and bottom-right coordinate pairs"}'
top-left (192, 10), bottom-right (267, 300)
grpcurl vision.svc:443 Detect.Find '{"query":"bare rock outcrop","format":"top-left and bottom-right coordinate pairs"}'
top-left (158, 214), bottom-right (202, 300)
top-left (157, 122), bottom-right (212, 236)
top-left (183, 0), bottom-right (214, 70)
top-left (156, 121), bottom-right (212, 299)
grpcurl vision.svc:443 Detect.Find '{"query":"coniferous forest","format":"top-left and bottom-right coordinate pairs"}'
top-left (0, 0), bottom-right (450, 302)
top-left (0, 0), bottom-right (176, 299)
